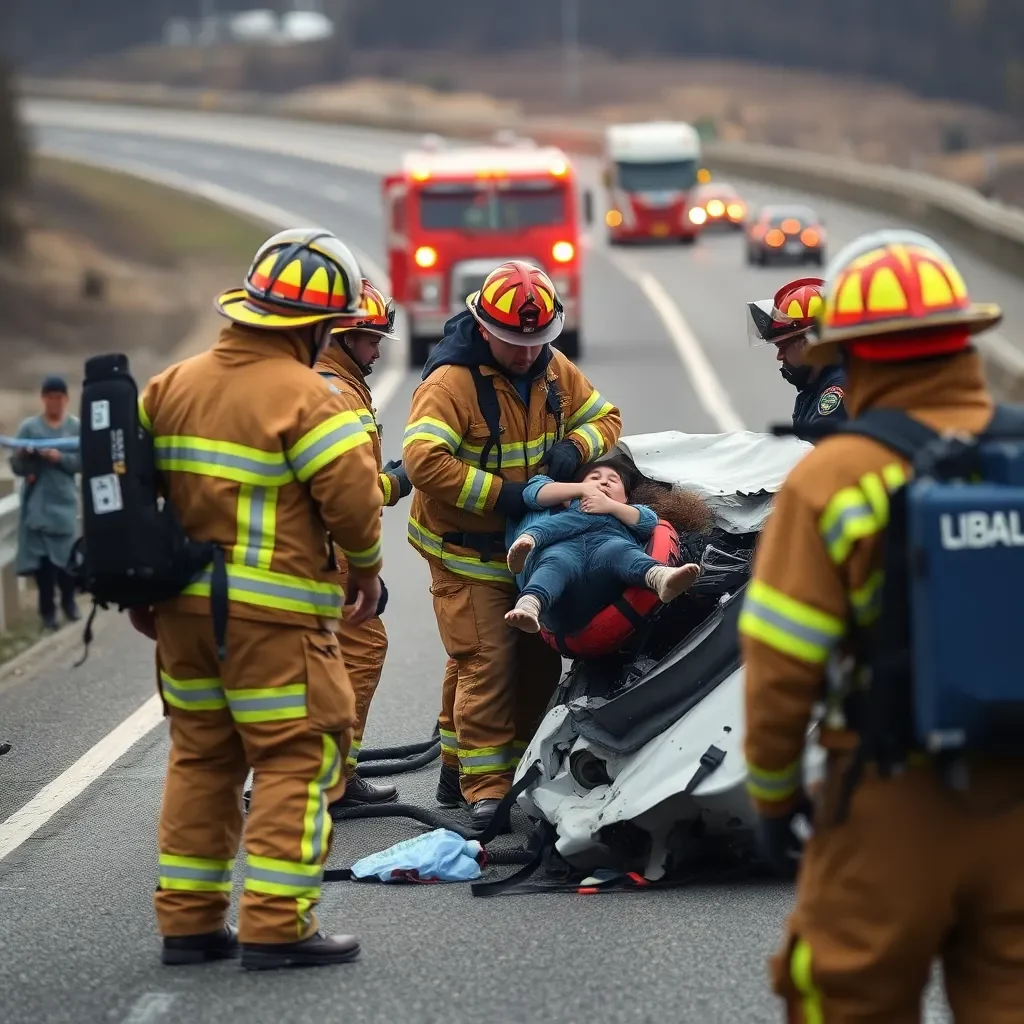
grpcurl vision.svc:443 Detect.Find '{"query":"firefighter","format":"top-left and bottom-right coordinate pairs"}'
top-left (746, 278), bottom-right (847, 433)
top-left (315, 280), bottom-right (412, 808)
top-left (133, 228), bottom-right (385, 971)
top-left (403, 261), bottom-right (621, 829)
top-left (738, 229), bottom-right (1024, 1020)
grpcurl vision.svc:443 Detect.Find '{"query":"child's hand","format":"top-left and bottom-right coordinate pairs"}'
top-left (580, 490), bottom-right (621, 516)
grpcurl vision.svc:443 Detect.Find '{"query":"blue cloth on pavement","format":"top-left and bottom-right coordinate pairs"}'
top-left (350, 829), bottom-right (484, 883)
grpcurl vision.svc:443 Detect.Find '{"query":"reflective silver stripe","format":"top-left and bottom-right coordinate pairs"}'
top-left (227, 689), bottom-right (307, 717)
top-left (154, 441), bottom-right (291, 485)
top-left (403, 421), bottom-right (460, 453)
top-left (289, 416), bottom-right (367, 480)
top-left (246, 863), bottom-right (323, 889)
top-left (160, 676), bottom-right (226, 709)
top-left (159, 864), bottom-right (233, 884)
top-left (185, 565), bottom-right (342, 617)
top-left (407, 519), bottom-right (513, 583)
top-left (459, 747), bottom-right (514, 771)
top-left (309, 740), bottom-right (341, 862)
top-left (741, 593), bottom-right (843, 655)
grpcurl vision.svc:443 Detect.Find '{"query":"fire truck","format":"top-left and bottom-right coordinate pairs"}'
top-left (602, 121), bottom-right (707, 244)
top-left (382, 139), bottom-right (591, 367)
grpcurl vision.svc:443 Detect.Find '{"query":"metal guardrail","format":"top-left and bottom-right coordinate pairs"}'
top-left (0, 491), bottom-right (20, 633)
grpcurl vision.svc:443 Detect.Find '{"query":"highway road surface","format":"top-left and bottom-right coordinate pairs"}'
top-left (3, 99), bottom-right (1006, 1022)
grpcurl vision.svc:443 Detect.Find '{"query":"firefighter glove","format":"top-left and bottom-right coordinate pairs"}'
top-left (375, 577), bottom-right (389, 617)
top-left (543, 440), bottom-right (583, 482)
top-left (494, 480), bottom-right (528, 519)
top-left (754, 792), bottom-right (813, 879)
top-left (383, 459), bottom-right (412, 499)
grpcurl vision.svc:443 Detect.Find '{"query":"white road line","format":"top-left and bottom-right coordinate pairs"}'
top-left (121, 992), bottom-right (177, 1024)
top-left (0, 695), bottom-right (164, 862)
top-left (605, 251), bottom-right (746, 432)
top-left (0, 149), bottom-right (408, 864)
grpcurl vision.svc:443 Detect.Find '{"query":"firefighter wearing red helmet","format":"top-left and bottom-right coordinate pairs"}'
top-left (746, 277), bottom-right (846, 432)
top-left (313, 280), bottom-right (411, 812)
top-left (739, 230), bottom-right (1024, 1019)
top-left (402, 260), bottom-right (621, 829)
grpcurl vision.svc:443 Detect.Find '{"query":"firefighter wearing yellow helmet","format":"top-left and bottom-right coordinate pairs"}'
top-left (738, 229), bottom-right (1024, 1019)
top-left (136, 228), bottom-right (385, 970)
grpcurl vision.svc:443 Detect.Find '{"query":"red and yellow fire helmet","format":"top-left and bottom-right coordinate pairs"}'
top-left (467, 261), bottom-right (565, 347)
top-left (806, 229), bottom-right (1001, 363)
top-left (216, 228), bottom-right (368, 329)
top-left (331, 280), bottom-right (399, 340)
top-left (746, 277), bottom-right (825, 347)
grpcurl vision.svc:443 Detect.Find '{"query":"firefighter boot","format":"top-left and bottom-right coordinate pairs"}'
top-left (162, 925), bottom-right (240, 966)
top-left (470, 799), bottom-right (512, 835)
top-left (329, 775), bottom-right (398, 812)
top-left (241, 930), bottom-right (361, 971)
top-left (437, 764), bottom-right (464, 808)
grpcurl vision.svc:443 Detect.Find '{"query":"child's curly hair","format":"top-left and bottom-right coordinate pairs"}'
top-left (576, 457), bottom-right (715, 536)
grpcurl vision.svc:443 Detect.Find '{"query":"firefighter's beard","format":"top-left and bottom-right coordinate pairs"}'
top-left (780, 362), bottom-right (814, 390)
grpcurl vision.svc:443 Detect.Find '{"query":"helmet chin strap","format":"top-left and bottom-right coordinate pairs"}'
top-left (340, 336), bottom-right (373, 376)
top-left (780, 362), bottom-right (814, 390)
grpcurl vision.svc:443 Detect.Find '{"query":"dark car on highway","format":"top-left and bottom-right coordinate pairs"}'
top-left (746, 204), bottom-right (826, 266)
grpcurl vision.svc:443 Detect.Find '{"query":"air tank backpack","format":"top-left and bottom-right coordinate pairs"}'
top-left (69, 354), bottom-right (221, 659)
top-left (835, 404), bottom-right (1024, 790)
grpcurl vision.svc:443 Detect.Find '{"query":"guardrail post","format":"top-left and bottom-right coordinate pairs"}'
top-left (0, 478), bottom-right (16, 633)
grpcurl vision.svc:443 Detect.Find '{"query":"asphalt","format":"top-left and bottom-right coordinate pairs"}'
top-left (0, 101), bottom-right (993, 1022)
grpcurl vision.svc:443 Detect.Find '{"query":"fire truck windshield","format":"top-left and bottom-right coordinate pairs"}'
top-left (616, 159), bottom-right (698, 192)
top-left (417, 183), bottom-right (567, 232)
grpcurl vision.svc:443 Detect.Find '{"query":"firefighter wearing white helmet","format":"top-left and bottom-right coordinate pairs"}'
top-left (134, 228), bottom-right (384, 970)
top-left (738, 229), bottom-right (1024, 1019)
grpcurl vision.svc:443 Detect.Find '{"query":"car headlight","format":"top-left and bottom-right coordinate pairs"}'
top-left (688, 207), bottom-right (708, 225)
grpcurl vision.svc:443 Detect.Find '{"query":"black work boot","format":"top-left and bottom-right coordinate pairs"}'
top-left (61, 598), bottom-right (81, 623)
top-left (469, 798), bottom-right (512, 835)
top-left (436, 764), bottom-right (465, 808)
top-left (162, 925), bottom-right (239, 966)
top-left (329, 775), bottom-right (398, 814)
top-left (241, 930), bottom-right (360, 971)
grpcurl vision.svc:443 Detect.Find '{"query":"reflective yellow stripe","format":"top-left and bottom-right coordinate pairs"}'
top-left (244, 854), bottom-right (323, 900)
top-left (159, 672), bottom-right (227, 712)
top-left (355, 407), bottom-right (377, 435)
top-left (459, 745), bottom-right (515, 774)
top-left (138, 397), bottom-right (153, 433)
top-left (456, 465), bottom-right (496, 515)
top-left (288, 411), bottom-right (369, 482)
top-left (158, 853), bottom-right (234, 892)
top-left (154, 435), bottom-right (293, 487)
top-left (341, 537), bottom-right (382, 570)
top-left (739, 579), bottom-right (845, 665)
top-left (300, 733), bottom-right (342, 864)
top-left (233, 484), bottom-right (278, 570)
top-left (511, 739), bottom-right (528, 768)
top-left (569, 422), bottom-right (605, 462)
top-left (850, 569), bottom-right (885, 627)
top-left (184, 563), bottom-right (342, 618)
top-left (746, 759), bottom-right (802, 803)
top-left (346, 738), bottom-right (361, 769)
top-left (379, 472), bottom-right (393, 505)
top-left (456, 432), bottom-right (560, 471)
top-left (439, 728), bottom-right (459, 757)
top-left (819, 463), bottom-right (908, 565)
top-left (403, 416), bottom-right (461, 454)
top-left (407, 517), bottom-right (513, 584)
top-left (790, 938), bottom-right (824, 1024)
top-left (566, 390), bottom-right (613, 432)
top-left (226, 683), bottom-right (307, 723)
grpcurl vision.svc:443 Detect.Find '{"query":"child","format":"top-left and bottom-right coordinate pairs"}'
top-left (504, 461), bottom-right (703, 634)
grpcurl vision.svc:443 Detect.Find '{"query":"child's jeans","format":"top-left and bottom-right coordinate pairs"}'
top-left (517, 510), bottom-right (658, 623)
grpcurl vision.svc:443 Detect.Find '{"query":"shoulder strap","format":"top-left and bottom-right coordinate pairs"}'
top-left (984, 403), bottom-right (1024, 439)
top-left (546, 382), bottom-right (564, 441)
top-left (837, 408), bottom-right (940, 463)
top-left (469, 365), bottom-right (503, 473)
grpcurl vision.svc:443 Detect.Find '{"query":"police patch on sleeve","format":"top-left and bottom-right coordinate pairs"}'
top-left (817, 385), bottom-right (844, 417)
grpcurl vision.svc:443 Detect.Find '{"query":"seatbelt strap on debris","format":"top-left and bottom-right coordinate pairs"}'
top-left (683, 744), bottom-right (726, 795)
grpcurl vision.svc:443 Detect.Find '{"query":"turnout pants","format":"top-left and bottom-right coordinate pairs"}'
top-left (774, 755), bottom-right (1024, 1023)
top-left (429, 565), bottom-right (562, 803)
top-left (335, 559), bottom-right (388, 779)
top-left (154, 611), bottom-right (355, 945)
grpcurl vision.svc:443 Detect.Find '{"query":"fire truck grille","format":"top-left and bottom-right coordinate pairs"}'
top-left (451, 271), bottom-right (490, 311)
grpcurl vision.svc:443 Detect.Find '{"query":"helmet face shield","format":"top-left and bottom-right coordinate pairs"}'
top-left (746, 298), bottom-right (810, 347)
